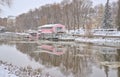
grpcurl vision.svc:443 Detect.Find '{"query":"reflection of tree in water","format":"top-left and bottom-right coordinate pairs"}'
top-left (104, 66), bottom-right (109, 77)
top-left (117, 49), bottom-right (120, 77)
top-left (101, 48), bottom-right (120, 77)
top-left (16, 43), bottom-right (37, 54)
top-left (101, 48), bottom-right (118, 77)
top-left (27, 44), bottom-right (93, 77)
top-left (39, 53), bottom-right (62, 67)
top-left (0, 40), bottom-right (15, 46)
top-left (102, 52), bottom-right (116, 62)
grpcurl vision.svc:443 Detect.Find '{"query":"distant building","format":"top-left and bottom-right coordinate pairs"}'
top-left (7, 16), bottom-right (16, 31)
top-left (38, 24), bottom-right (66, 34)
top-left (0, 26), bottom-right (6, 33)
top-left (7, 16), bottom-right (16, 26)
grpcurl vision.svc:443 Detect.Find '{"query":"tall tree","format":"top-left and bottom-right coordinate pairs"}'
top-left (15, 0), bottom-right (93, 32)
top-left (94, 4), bottom-right (104, 28)
top-left (117, 0), bottom-right (120, 30)
top-left (101, 0), bottom-right (113, 29)
top-left (0, 0), bottom-right (12, 12)
top-left (111, 2), bottom-right (118, 28)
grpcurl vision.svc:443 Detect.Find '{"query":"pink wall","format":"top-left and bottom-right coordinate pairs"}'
top-left (53, 24), bottom-right (65, 33)
top-left (39, 24), bottom-right (65, 34)
top-left (41, 29), bottom-right (53, 33)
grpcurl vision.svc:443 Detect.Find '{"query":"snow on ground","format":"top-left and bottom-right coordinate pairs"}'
top-left (75, 37), bottom-right (120, 43)
top-left (68, 29), bottom-right (120, 45)
top-left (0, 61), bottom-right (41, 77)
top-left (69, 29), bottom-right (120, 36)
top-left (75, 37), bottom-right (120, 46)
top-left (0, 60), bottom-right (67, 77)
top-left (0, 65), bottom-right (18, 77)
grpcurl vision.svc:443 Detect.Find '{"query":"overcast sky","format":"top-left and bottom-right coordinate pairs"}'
top-left (0, 0), bottom-right (118, 18)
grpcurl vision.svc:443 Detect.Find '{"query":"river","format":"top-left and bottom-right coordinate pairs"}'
top-left (0, 40), bottom-right (120, 77)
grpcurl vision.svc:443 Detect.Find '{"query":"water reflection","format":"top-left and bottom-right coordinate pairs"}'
top-left (0, 40), bottom-right (120, 77)
top-left (16, 42), bottom-right (37, 54)
top-left (37, 44), bottom-right (66, 56)
top-left (31, 43), bottom-right (93, 77)
top-left (117, 49), bottom-right (120, 77)
top-left (0, 42), bottom-right (42, 69)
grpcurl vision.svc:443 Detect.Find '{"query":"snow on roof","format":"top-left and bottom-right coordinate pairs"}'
top-left (38, 24), bottom-right (65, 28)
top-left (38, 24), bottom-right (56, 28)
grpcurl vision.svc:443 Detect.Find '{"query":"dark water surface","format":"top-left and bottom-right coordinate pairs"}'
top-left (0, 40), bottom-right (120, 77)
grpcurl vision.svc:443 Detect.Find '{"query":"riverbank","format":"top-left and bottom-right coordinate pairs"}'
top-left (0, 61), bottom-right (41, 77)
top-left (70, 29), bottom-right (120, 46)
top-left (75, 37), bottom-right (120, 47)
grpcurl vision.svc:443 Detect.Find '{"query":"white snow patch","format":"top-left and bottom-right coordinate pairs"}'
top-left (0, 65), bottom-right (18, 77)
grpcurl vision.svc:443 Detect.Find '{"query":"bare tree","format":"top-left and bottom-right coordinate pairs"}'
top-left (94, 4), bottom-right (104, 28)
top-left (15, 0), bottom-right (93, 32)
top-left (111, 2), bottom-right (118, 28)
top-left (0, 0), bottom-right (12, 12)
top-left (117, 0), bottom-right (120, 30)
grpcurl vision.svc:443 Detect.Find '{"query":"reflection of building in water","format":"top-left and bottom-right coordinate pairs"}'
top-left (1, 40), bottom-right (119, 77)
top-left (18, 43), bottom-right (93, 77)
top-left (16, 42), bottom-right (120, 77)
top-left (38, 44), bottom-right (66, 56)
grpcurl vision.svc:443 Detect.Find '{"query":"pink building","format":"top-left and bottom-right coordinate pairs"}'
top-left (38, 24), bottom-right (66, 34)
top-left (38, 24), bottom-right (66, 39)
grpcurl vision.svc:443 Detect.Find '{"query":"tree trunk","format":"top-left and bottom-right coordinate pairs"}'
top-left (117, 0), bottom-right (120, 30)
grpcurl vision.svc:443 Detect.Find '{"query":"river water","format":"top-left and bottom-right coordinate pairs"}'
top-left (0, 40), bottom-right (120, 77)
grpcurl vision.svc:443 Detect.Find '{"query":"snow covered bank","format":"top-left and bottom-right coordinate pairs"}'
top-left (69, 29), bottom-right (120, 36)
top-left (0, 61), bottom-right (18, 77)
top-left (0, 60), bottom-right (69, 77)
top-left (69, 29), bottom-right (120, 46)
top-left (75, 38), bottom-right (120, 46)
top-left (0, 66), bottom-right (18, 77)
top-left (0, 61), bottom-right (41, 77)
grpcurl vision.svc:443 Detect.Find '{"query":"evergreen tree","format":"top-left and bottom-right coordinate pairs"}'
top-left (101, 0), bottom-right (113, 29)
top-left (117, 0), bottom-right (120, 30)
